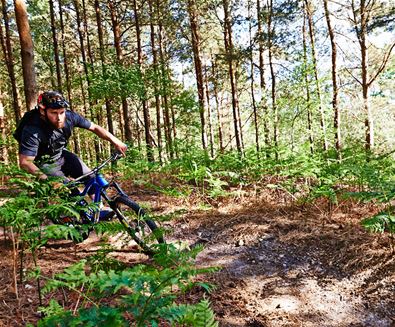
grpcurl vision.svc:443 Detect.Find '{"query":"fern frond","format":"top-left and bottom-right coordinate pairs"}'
top-left (193, 299), bottom-right (218, 327)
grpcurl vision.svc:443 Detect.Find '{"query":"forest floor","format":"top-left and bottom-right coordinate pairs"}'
top-left (0, 181), bottom-right (394, 326)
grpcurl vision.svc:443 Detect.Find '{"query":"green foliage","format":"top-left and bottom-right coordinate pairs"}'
top-left (37, 244), bottom-right (219, 326)
top-left (88, 64), bottom-right (146, 101)
top-left (86, 245), bottom-right (126, 273)
top-left (158, 299), bottom-right (218, 326)
top-left (361, 212), bottom-right (395, 234)
top-left (37, 302), bottom-right (126, 327)
top-left (0, 174), bottom-right (85, 247)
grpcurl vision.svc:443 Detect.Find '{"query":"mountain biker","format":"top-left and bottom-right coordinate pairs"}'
top-left (17, 90), bottom-right (127, 182)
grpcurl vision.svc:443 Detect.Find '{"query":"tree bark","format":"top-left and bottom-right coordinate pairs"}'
top-left (304, 0), bottom-right (328, 151)
top-left (148, 0), bottom-right (162, 163)
top-left (156, 0), bottom-right (173, 159)
top-left (133, 0), bottom-right (154, 161)
top-left (323, 0), bottom-right (340, 152)
top-left (302, 3), bottom-right (314, 154)
top-left (211, 54), bottom-right (224, 153)
top-left (187, 0), bottom-right (208, 153)
top-left (249, 0), bottom-right (260, 154)
top-left (222, 0), bottom-right (242, 154)
top-left (267, 0), bottom-right (278, 159)
top-left (14, 0), bottom-right (37, 111)
top-left (49, 0), bottom-right (62, 91)
top-left (58, 0), bottom-right (71, 105)
top-left (351, 0), bottom-right (371, 150)
top-left (204, 64), bottom-right (214, 157)
top-left (257, 0), bottom-right (269, 147)
top-left (108, 0), bottom-right (133, 142)
top-left (94, 0), bottom-right (114, 136)
top-left (74, 0), bottom-right (101, 160)
top-left (59, 0), bottom-right (80, 153)
top-left (0, 95), bottom-right (7, 164)
top-left (0, 0), bottom-right (21, 122)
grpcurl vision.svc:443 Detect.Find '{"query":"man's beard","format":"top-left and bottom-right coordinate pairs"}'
top-left (50, 121), bottom-right (65, 129)
top-left (42, 111), bottom-right (65, 129)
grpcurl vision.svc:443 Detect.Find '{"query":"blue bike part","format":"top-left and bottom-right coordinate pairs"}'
top-left (97, 173), bottom-right (109, 187)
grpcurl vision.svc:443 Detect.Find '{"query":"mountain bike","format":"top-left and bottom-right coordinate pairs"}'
top-left (55, 151), bottom-right (164, 254)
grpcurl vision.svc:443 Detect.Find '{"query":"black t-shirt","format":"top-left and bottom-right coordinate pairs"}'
top-left (19, 110), bottom-right (91, 162)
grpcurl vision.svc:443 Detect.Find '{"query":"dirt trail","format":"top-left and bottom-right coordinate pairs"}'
top-left (0, 187), bottom-right (394, 326)
top-left (169, 192), bottom-right (395, 327)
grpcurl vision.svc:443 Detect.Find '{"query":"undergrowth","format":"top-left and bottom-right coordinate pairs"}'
top-left (0, 168), bottom-right (220, 326)
top-left (113, 144), bottom-right (395, 238)
top-left (34, 244), bottom-right (219, 327)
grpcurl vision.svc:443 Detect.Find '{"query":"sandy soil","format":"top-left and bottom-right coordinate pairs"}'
top-left (0, 185), bottom-right (394, 326)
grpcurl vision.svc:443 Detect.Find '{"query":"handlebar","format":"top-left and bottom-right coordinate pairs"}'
top-left (71, 151), bottom-right (123, 184)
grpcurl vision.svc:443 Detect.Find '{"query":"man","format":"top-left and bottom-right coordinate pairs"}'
top-left (17, 90), bottom-right (127, 181)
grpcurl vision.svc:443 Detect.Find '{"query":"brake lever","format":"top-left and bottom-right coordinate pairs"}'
top-left (111, 151), bottom-right (122, 161)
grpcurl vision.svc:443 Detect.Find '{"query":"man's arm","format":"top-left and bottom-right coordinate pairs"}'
top-left (19, 154), bottom-right (48, 180)
top-left (88, 123), bottom-right (128, 155)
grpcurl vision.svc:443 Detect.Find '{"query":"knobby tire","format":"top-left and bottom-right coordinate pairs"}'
top-left (113, 195), bottom-right (164, 254)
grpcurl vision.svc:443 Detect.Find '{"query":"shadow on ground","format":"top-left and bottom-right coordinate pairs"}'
top-left (172, 195), bottom-right (395, 326)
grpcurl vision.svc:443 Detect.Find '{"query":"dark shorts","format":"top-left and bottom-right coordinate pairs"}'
top-left (40, 150), bottom-right (91, 180)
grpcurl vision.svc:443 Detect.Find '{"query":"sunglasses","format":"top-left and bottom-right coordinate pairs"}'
top-left (43, 94), bottom-right (70, 109)
top-left (46, 98), bottom-right (69, 109)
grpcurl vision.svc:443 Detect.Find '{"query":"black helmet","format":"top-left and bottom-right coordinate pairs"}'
top-left (38, 91), bottom-right (69, 109)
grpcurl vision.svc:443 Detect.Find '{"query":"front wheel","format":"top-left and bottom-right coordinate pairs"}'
top-left (112, 195), bottom-right (164, 254)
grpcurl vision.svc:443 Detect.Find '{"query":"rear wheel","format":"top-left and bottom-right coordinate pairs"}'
top-left (112, 195), bottom-right (164, 254)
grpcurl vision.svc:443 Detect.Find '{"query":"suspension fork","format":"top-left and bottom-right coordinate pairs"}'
top-left (101, 181), bottom-right (127, 209)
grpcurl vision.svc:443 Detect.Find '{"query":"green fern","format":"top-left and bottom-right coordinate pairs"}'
top-left (94, 220), bottom-right (127, 235)
top-left (42, 224), bottom-right (85, 242)
top-left (361, 212), bottom-right (395, 234)
top-left (158, 300), bottom-right (218, 326)
top-left (193, 299), bottom-right (218, 327)
top-left (38, 246), bottom-right (219, 326)
top-left (43, 260), bottom-right (89, 294)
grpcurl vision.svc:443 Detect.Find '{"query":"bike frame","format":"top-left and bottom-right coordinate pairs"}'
top-left (68, 152), bottom-right (126, 222)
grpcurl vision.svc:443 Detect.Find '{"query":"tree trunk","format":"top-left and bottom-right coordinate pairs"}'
top-left (323, 0), bottom-right (340, 152)
top-left (302, 3), bottom-right (314, 154)
top-left (0, 0), bottom-right (20, 122)
top-left (349, 0), bottom-right (394, 151)
top-left (187, 0), bottom-right (208, 153)
top-left (49, 0), bottom-right (62, 91)
top-left (14, 0), bottom-right (37, 111)
top-left (222, 0), bottom-right (242, 154)
top-left (257, 0), bottom-right (269, 147)
top-left (108, 0), bottom-right (133, 143)
top-left (83, 0), bottom-right (102, 159)
top-left (59, 0), bottom-right (71, 106)
top-left (249, 0), bottom-right (260, 154)
top-left (59, 0), bottom-right (80, 154)
top-left (211, 54), bottom-right (224, 153)
top-left (204, 64), bottom-right (214, 157)
top-left (304, 0), bottom-right (328, 151)
top-left (351, 0), bottom-right (371, 150)
top-left (157, 0), bottom-right (173, 159)
top-left (0, 95), bottom-right (7, 164)
top-left (73, 0), bottom-right (89, 91)
top-left (94, 0), bottom-right (114, 136)
top-left (74, 0), bottom-right (101, 160)
top-left (133, 0), bottom-right (154, 161)
top-left (267, 0), bottom-right (278, 159)
top-left (148, 0), bottom-right (162, 163)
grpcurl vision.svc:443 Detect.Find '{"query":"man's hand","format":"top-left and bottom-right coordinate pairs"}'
top-left (88, 123), bottom-right (127, 156)
top-left (50, 181), bottom-right (64, 189)
top-left (38, 173), bottom-right (48, 180)
top-left (19, 154), bottom-right (48, 179)
top-left (114, 141), bottom-right (128, 156)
